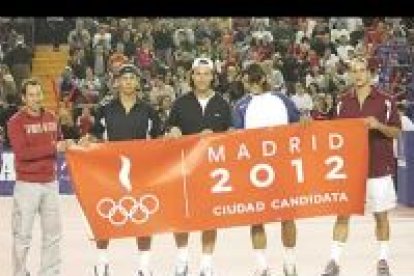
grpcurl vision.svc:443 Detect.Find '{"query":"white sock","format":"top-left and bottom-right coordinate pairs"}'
top-left (254, 249), bottom-right (268, 270)
top-left (283, 247), bottom-right (296, 273)
top-left (200, 253), bottom-right (213, 271)
top-left (138, 250), bottom-right (151, 270)
top-left (378, 241), bottom-right (390, 260)
top-left (176, 247), bottom-right (189, 273)
top-left (97, 248), bottom-right (109, 265)
top-left (330, 241), bottom-right (345, 263)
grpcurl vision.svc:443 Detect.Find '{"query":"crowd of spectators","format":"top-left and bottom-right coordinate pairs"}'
top-left (0, 17), bottom-right (34, 147)
top-left (1, 17), bottom-right (414, 145)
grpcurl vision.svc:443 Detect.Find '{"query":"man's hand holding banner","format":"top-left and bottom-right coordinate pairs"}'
top-left (66, 119), bottom-right (369, 240)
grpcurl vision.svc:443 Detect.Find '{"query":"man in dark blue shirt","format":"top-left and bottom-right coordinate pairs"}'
top-left (167, 57), bottom-right (232, 276)
top-left (79, 64), bottom-right (161, 276)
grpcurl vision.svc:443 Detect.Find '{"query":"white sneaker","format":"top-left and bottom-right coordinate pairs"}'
top-left (135, 267), bottom-right (153, 276)
top-left (175, 262), bottom-right (189, 276)
top-left (283, 264), bottom-right (298, 276)
top-left (199, 267), bottom-right (217, 276)
top-left (254, 268), bottom-right (276, 276)
top-left (94, 263), bottom-right (110, 276)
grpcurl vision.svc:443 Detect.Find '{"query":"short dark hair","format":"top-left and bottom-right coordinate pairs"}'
top-left (245, 63), bottom-right (266, 85)
top-left (21, 78), bottom-right (41, 95)
top-left (396, 102), bottom-right (407, 113)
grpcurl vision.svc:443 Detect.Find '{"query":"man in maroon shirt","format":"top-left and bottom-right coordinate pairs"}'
top-left (7, 78), bottom-right (74, 276)
top-left (321, 57), bottom-right (401, 276)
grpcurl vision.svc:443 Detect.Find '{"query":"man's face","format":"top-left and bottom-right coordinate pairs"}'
top-left (192, 66), bottom-right (213, 92)
top-left (119, 19), bottom-right (127, 29)
top-left (162, 96), bottom-right (172, 110)
top-left (118, 73), bottom-right (139, 96)
top-left (350, 59), bottom-right (370, 88)
top-left (227, 66), bottom-right (237, 78)
top-left (86, 67), bottom-right (93, 78)
top-left (23, 84), bottom-right (43, 113)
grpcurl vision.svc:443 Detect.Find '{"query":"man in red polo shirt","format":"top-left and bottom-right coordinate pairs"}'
top-left (321, 57), bottom-right (401, 276)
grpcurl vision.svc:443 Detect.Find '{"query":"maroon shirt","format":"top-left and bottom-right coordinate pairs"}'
top-left (7, 109), bottom-right (61, 183)
top-left (336, 87), bottom-right (401, 178)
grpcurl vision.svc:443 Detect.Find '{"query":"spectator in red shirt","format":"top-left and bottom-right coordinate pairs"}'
top-left (310, 93), bottom-right (330, 120)
top-left (108, 42), bottom-right (128, 73)
top-left (76, 106), bottom-right (95, 137)
top-left (136, 40), bottom-right (154, 71)
top-left (321, 57), bottom-right (401, 276)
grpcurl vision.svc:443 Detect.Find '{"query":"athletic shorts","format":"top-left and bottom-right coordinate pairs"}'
top-left (365, 174), bottom-right (397, 213)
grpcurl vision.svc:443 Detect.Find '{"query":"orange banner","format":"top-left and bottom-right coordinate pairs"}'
top-left (66, 118), bottom-right (369, 240)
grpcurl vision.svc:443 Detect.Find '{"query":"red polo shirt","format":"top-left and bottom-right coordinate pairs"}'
top-left (336, 87), bottom-right (401, 178)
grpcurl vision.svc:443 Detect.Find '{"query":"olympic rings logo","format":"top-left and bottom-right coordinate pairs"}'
top-left (96, 194), bottom-right (160, 226)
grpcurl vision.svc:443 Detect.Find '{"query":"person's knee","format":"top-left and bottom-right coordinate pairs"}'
top-left (251, 224), bottom-right (265, 235)
top-left (281, 220), bottom-right (295, 228)
top-left (137, 236), bottom-right (152, 250)
top-left (336, 216), bottom-right (350, 226)
top-left (203, 229), bottom-right (216, 237)
top-left (202, 229), bottom-right (217, 247)
top-left (96, 239), bottom-right (109, 249)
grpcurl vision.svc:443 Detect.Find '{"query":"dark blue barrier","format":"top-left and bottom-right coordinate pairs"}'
top-left (397, 131), bottom-right (414, 207)
top-left (397, 167), bottom-right (414, 206)
top-left (0, 152), bottom-right (73, 196)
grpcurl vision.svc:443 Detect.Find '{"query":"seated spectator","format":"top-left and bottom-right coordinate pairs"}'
top-left (310, 93), bottom-right (330, 120)
top-left (136, 40), bottom-right (154, 71)
top-left (269, 53), bottom-right (286, 91)
top-left (0, 64), bottom-right (17, 103)
top-left (174, 38), bottom-right (196, 70)
top-left (68, 48), bottom-right (88, 79)
top-left (305, 65), bottom-right (319, 88)
top-left (46, 17), bottom-right (66, 51)
top-left (110, 18), bottom-right (131, 48)
top-left (157, 94), bottom-right (173, 134)
top-left (92, 23), bottom-right (111, 54)
top-left (252, 24), bottom-right (274, 44)
top-left (174, 66), bottom-right (191, 97)
top-left (108, 42), bottom-right (128, 73)
top-left (58, 66), bottom-right (80, 105)
top-left (333, 60), bottom-right (352, 93)
top-left (218, 64), bottom-right (245, 104)
top-left (68, 18), bottom-right (91, 53)
top-left (149, 73), bottom-right (175, 107)
top-left (290, 80), bottom-right (313, 117)
top-left (336, 34), bottom-right (355, 62)
top-left (59, 107), bottom-right (80, 140)
top-left (173, 27), bottom-right (195, 48)
top-left (3, 34), bottom-right (31, 91)
top-left (320, 47), bottom-right (339, 70)
top-left (307, 82), bottom-right (321, 97)
top-left (0, 41), bottom-right (4, 62)
top-left (120, 29), bottom-right (136, 59)
top-left (78, 66), bottom-right (103, 104)
top-left (163, 70), bottom-right (175, 87)
top-left (88, 44), bottom-right (108, 78)
top-left (76, 106), bottom-right (95, 137)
